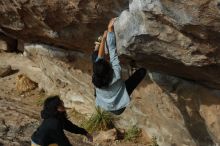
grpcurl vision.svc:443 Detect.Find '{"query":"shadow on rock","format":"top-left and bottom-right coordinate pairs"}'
top-left (149, 72), bottom-right (216, 146)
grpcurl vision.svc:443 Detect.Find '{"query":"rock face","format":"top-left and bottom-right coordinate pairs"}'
top-left (15, 45), bottom-right (220, 146)
top-left (23, 44), bottom-right (95, 115)
top-left (0, 65), bottom-right (12, 77)
top-left (114, 0), bottom-right (220, 89)
top-left (1, 0), bottom-right (220, 89)
top-left (1, 0), bottom-right (220, 146)
top-left (116, 73), bottom-right (220, 146)
top-left (1, 46), bottom-right (220, 146)
top-left (0, 0), bottom-right (128, 52)
top-left (0, 33), bottom-right (17, 52)
top-left (94, 129), bottom-right (117, 144)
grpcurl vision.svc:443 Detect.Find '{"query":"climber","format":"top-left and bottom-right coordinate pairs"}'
top-left (92, 18), bottom-right (147, 115)
top-left (31, 96), bottom-right (93, 146)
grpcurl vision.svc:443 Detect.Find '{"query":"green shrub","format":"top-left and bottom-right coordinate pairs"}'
top-left (124, 125), bottom-right (141, 141)
top-left (36, 96), bottom-right (46, 106)
top-left (82, 107), bottom-right (114, 133)
top-left (35, 90), bottom-right (46, 106)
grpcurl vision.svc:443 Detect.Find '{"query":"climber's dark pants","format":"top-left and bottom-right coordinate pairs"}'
top-left (92, 51), bottom-right (98, 63)
top-left (125, 68), bottom-right (147, 95)
top-left (111, 68), bottom-right (147, 115)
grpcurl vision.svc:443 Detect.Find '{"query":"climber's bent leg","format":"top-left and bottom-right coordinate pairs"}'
top-left (125, 68), bottom-right (146, 96)
top-left (110, 69), bottom-right (146, 115)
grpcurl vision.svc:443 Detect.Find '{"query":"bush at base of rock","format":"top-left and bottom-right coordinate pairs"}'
top-left (16, 74), bottom-right (38, 93)
top-left (81, 107), bottom-right (115, 133)
top-left (124, 126), bottom-right (141, 142)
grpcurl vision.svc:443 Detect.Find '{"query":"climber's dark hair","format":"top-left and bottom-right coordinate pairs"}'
top-left (41, 95), bottom-right (67, 120)
top-left (92, 59), bottom-right (113, 88)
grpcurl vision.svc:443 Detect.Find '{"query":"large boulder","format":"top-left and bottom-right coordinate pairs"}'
top-left (23, 43), bottom-right (95, 115)
top-left (1, 0), bottom-right (220, 89)
top-left (1, 1), bottom-right (220, 145)
top-left (116, 73), bottom-right (220, 146)
top-left (0, 0), bottom-right (128, 52)
top-left (1, 45), bottom-right (220, 146)
top-left (114, 0), bottom-right (220, 89)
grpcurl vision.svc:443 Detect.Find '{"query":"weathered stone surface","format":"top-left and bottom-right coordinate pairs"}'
top-left (21, 44), bottom-right (220, 145)
top-left (114, 0), bottom-right (220, 89)
top-left (0, 93), bottom-right (39, 146)
top-left (0, 40), bottom-right (7, 51)
top-left (0, 0), bottom-right (128, 52)
top-left (0, 33), bottom-right (17, 52)
top-left (23, 44), bottom-right (95, 115)
top-left (1, 45), bottom-right (93, 114)
top-left (115, 73), bottom-right (220, 146)
top-left (0, 65), bottom-right (12, 77)
top-left (94, 129), bottom-right (117, 144)
top-left (1, 0), bottom-right (220, 89)
top-left (0, 71), bottom-right (95, 146)
top-left (2, 48), bottom-right (220, 146)
top-left (1, 0), bottom-right (220, 146)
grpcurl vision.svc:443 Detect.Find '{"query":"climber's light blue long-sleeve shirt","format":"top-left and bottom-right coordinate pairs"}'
top-left (95, 32), bottom-right (130, 111)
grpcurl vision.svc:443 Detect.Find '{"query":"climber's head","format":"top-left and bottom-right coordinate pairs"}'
top-left (92, 59), bottom-right (113, 88)
top-left (41, 95), bottom-right (67, 119)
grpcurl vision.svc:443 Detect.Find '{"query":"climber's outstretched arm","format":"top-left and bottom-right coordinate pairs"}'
top-left (106, 18), bottom-right (121, 80)
top-left (97, 18), bottom-right (116, 60)
top-left (97, 31), bottom-right (108, 59)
